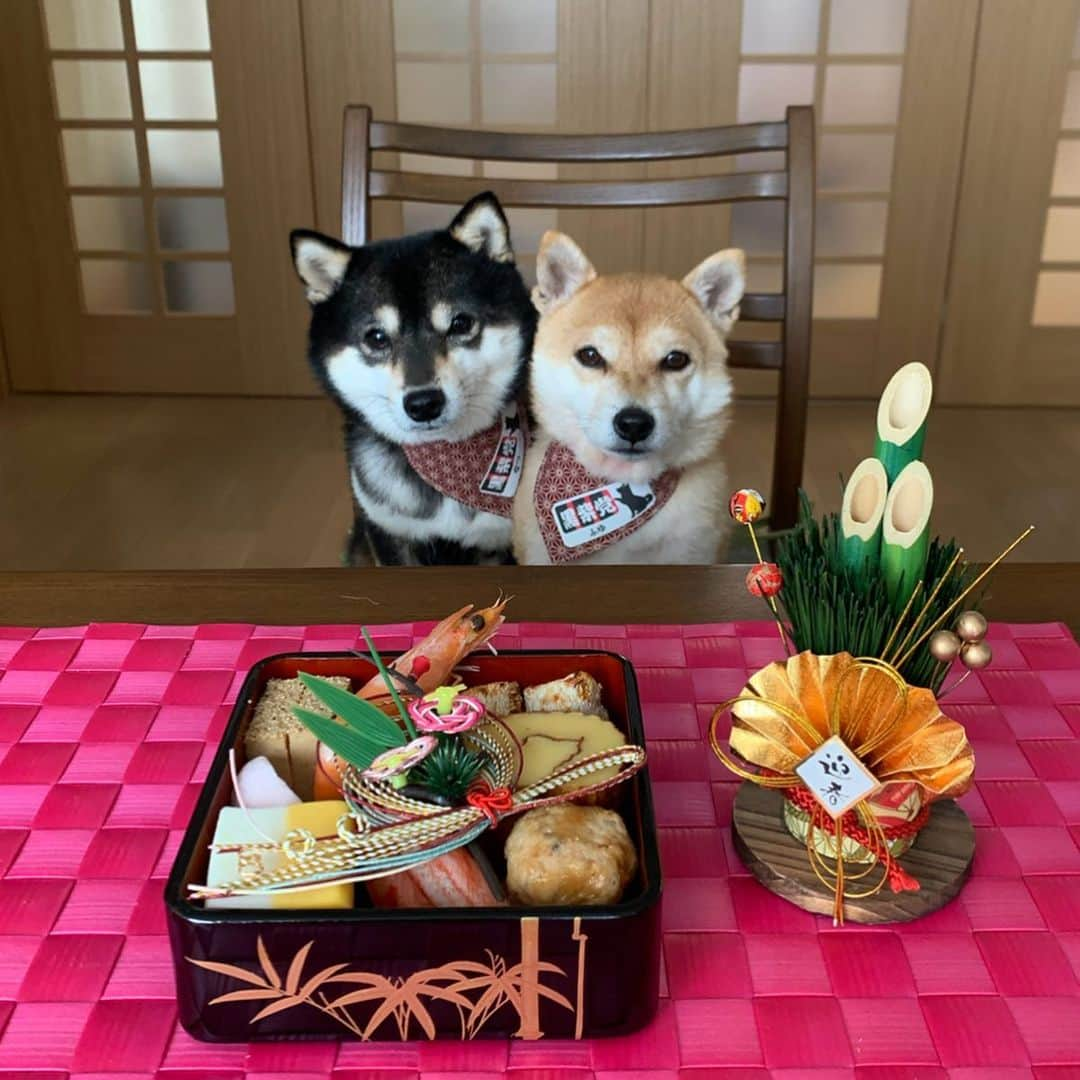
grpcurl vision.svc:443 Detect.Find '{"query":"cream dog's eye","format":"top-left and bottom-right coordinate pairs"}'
top-left (575, 346), bottom-right (606, 369)
top-left (660, 350), bottom-right (691, 372)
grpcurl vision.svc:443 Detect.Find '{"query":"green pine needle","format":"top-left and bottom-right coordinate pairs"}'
top-left (773, 491), bottom-right (981, 693)
top-left (361, 626), bottom-right (418, 739)
top-left (415, 738), bottom-right (483, 803)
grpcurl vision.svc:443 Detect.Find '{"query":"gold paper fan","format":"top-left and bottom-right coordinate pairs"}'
top-left (730, 651), bottom-right (974, 801)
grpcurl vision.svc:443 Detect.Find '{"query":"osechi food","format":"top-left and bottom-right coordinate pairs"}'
top-left (190, 600), bottom-right (647, 913)
top-left (505, 804), bottom-right (637, 906)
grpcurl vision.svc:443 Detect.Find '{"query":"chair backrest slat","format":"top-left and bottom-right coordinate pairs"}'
top-left (727, 340), bottom-right (784, 371)
top-left (369, 120), bottom-right (788, 162)
top-left (368, 170), bottom-right (787, 208)
top-left (340, 104), bottom-right (816, 531)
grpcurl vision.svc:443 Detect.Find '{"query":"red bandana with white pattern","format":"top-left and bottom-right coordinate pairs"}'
top-left (403, 402), bottom-right (528, 518)
top-left (534, 440), bottom-right (679, 563)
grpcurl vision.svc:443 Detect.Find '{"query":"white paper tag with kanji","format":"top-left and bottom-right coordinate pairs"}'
top-left (551, 481), bottom-right (657, 549)
top-left (479, 405), bottom-right (526, 499)
top-left (795, 735), bottom-right (881, 819)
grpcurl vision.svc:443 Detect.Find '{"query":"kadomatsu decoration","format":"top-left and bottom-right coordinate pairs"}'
top-left (717, 361), bottom-right (1031, 924)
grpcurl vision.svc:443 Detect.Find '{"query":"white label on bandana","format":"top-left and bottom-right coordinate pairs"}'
top-left (551, 481), bottom-right (657, 549)
top-left (479, 405), bottom-right (526, 499)
top-left (795, 734), bottom-right (881, 819)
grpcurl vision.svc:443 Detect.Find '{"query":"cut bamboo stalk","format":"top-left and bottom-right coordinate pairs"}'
top-left (874, 362), bottom-right (933, 483)
top-left (881, 460), bottom-right (934, 612)
top-left (840, 458), bottom-right (888, 576)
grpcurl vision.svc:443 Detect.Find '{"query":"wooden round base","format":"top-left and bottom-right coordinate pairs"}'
top-left (732, 782), bottom-right (975, 924)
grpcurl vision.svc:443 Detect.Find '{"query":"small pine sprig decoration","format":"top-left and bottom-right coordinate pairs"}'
top-left (416, 737), bottom-right (484, 803)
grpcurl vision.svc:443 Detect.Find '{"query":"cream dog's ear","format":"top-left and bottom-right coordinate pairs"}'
top-left (532, 230), bottom-right (597, 314)
top-left (682, 248), bottom-right (746, 334)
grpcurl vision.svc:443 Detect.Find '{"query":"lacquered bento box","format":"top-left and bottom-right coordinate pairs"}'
top-left (166, 649), bottom-right (661, 1042)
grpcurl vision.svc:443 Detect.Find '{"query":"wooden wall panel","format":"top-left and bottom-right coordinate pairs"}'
top-left (938, 0), bottom-right (1080, 404)
top-left (875, 0), bottom-right (978, 388)
top-left (642, 0), bottom-right (741, 280)
top-left (300, 0), bottom-right (400, 242)
top-left (210, 0), bottom-right (316, 395)
top-left (0, 0), bottom-right (81, 391)
top-left (556, 0), bottom-right (650, 272)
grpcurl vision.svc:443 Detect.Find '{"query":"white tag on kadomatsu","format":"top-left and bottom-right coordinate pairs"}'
top-left (479, 405), bottom-right (526, 499)
top-left (795, 735), bottom-right (881, 819)
top-left (551, 481), bottom-right (657, 549)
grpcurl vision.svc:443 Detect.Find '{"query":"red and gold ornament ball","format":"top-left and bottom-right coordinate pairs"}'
top-left (729, 488), bottom-right (766, 525)
top-left (746, 561), bottom-right (783, 598)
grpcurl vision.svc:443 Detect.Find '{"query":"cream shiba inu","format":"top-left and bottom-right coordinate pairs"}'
top-left (513, 231), bottom-right (744, 565)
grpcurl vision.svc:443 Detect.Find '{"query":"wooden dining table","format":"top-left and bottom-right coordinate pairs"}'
top-left (3, 562), bottom-right (1079, 630)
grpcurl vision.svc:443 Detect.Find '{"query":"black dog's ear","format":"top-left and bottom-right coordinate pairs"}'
top-left (290, 229), bottom-right (351, 303)
top-left (448, 192), bottom-right (514, 263)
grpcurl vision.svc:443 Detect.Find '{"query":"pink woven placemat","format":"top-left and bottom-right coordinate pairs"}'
top-left (1, 618), bottom-right (1079, 1078)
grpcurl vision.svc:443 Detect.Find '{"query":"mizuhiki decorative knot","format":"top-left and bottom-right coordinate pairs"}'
top-left (466, 783), bottom-right (514, 825)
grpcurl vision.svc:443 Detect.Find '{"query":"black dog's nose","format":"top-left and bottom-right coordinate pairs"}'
top-left (612, 406), bottom-right (655, 444)
top-left (403, 387), bottom-right (446, 422)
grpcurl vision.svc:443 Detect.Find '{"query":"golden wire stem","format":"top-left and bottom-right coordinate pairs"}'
top-left (885, 547), bottom-right (965, 666)
top-left (894, 525), bottom-right (1035, 669)
top-left (744, 522), bottom-right (793, 655)
top-left (935, 667), bottom-right (973, 699)
top-left (879, 580), bottom-right (924, 663)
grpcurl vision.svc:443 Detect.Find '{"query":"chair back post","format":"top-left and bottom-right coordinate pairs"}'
top-left (773, 104), bottom-right (816, 532)
top-left (341, 105), bottom-right (372, 245)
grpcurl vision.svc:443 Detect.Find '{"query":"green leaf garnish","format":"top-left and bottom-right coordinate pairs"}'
top-left (291, 708), bottom-right (386, 772)
top-left (361, 627), bottom-right (418, 740)
top-left (296, 672), bottom-right (405, 748)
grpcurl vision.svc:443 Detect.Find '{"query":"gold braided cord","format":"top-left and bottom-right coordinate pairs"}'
top-left (190, 743), bottom-right (647, 898)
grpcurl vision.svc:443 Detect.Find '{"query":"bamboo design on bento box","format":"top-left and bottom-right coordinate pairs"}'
top-left (187, 916), bottom-right (588, 1040)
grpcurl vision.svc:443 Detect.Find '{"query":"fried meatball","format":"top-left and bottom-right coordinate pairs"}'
top-left (505, 804), bottom-right (637, 906)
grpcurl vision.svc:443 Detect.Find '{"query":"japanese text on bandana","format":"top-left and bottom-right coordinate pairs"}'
top-left (552, 481), bottom-right (658, 549)
top-left (479, 407), bottom-right (526, 499)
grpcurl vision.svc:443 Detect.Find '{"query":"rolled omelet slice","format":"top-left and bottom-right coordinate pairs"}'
top-left (503, 710), bottom-right (626, 794)
top-left (205, 800), bottom-right (353, 910)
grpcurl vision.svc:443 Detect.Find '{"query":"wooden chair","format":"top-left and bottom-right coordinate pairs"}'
top-left (341, 104), bottom-right (815, 533)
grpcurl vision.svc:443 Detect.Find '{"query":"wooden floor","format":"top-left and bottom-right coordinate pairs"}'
top-left (0, 393), bottom-right (1073, 569)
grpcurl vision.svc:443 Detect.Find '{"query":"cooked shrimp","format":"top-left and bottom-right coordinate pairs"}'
top-left (314, 598), bottom-right (510, 799)
top-left (356, 596), bottom-right (509, 703)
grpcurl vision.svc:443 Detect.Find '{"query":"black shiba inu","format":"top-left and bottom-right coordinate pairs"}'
top-left (290, 193), bottom-right (536, 566)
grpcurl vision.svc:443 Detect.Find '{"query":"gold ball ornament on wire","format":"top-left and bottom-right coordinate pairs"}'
top-left (955, 610), bottom-right (988, 643)
top-left (929, 629), bottom-right (963, 663)
top-left (960, 639), bottom-right (993, 670)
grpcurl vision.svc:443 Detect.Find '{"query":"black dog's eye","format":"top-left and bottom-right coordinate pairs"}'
top-left (660, 350), bottom-right (691, 372)
top-left (364, 327), bottom-right (390, 350)
top-left (575, 346), bottom-right (606, 370)
top-left (448, 312), bottom-right (475, 336)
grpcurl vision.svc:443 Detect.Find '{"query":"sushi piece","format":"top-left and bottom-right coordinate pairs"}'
top-left (524, 671), bottom-right (609, 720)
top-left (365, 844), bottom-right (504, 908)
